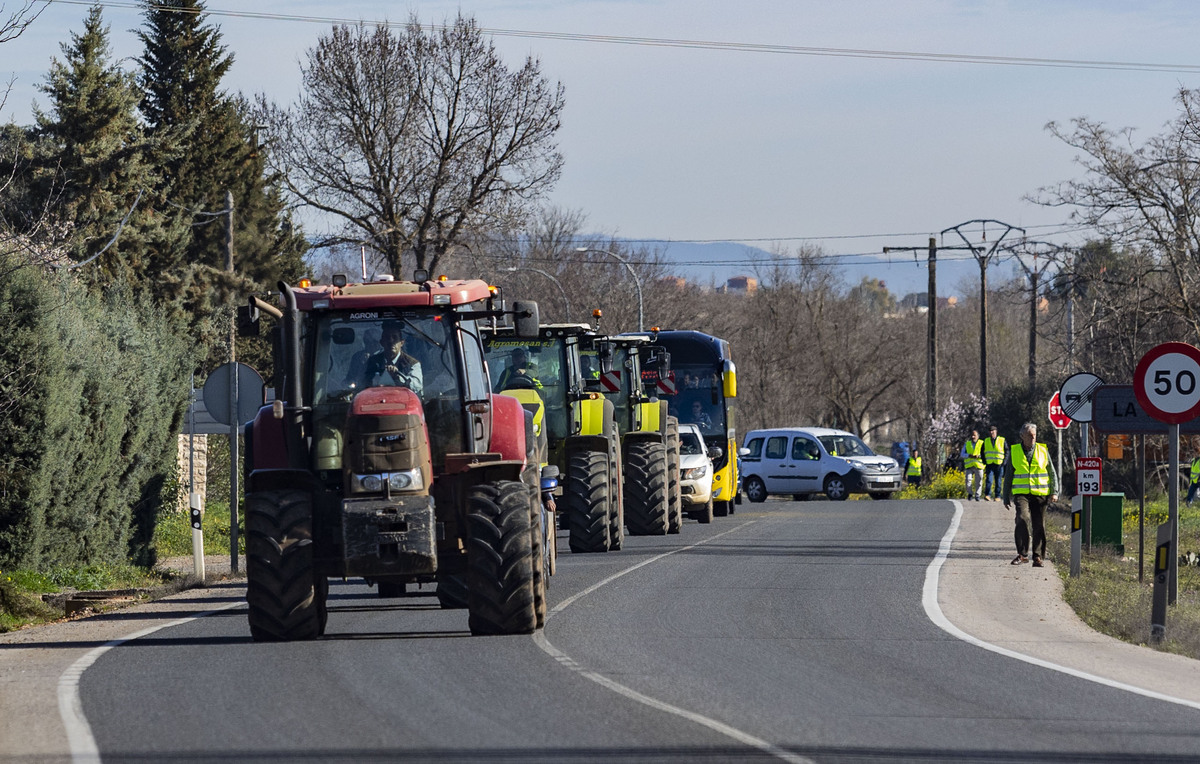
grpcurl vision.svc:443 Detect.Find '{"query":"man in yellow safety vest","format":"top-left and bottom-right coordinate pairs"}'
top-left (1002, 422), bottom-right (1059, 568)
top-left (906, 448), bottom-right (923, 488)
top-left (963, 429), bottom-right (984, 501)
top-left (982, 425), bottom-right (1006, 501)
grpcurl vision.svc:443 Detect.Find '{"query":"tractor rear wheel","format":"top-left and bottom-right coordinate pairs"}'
top-left (466, 481), bottom-right (538, 636)
top-left (607, 430), bottom-right (624, 550)
top-left (666, 419), bottom-right (682, 534)
top-left (566, 449), bottom-right (612, 553)
top-left (246, 490), bottom-right (323, 642)
top-left (625, 441), bottom-right (669, 535)
top-left (529, 485), bottom-right (548, 628)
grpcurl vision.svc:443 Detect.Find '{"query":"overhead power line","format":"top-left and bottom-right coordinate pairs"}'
top-left (48, 0), bottom-right (1200, 74)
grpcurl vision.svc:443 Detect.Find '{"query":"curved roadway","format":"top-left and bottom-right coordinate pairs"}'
top-left (7, 498), bottom-right (1200, 762)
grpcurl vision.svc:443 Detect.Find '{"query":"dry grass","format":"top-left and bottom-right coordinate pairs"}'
top-left (1047, 500), bottom-right (1200, 659)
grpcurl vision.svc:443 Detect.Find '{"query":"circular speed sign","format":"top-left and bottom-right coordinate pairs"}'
top-left (1134, 342), bottom-right (1200, 424)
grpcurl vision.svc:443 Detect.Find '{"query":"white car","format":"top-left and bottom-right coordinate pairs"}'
top-left (678, 423), bottom-right (716, 523)
top-left (740, 427), bottom-right (903, 501)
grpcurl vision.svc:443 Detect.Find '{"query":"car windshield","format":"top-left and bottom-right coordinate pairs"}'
top-left (680, 431), bottom-right (704, 455)
top-left (818, 434), bottom-right (873, 457)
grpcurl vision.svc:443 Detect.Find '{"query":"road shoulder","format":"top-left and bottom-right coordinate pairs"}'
top-left (937, 499), bottom-right (1200, 705)
top-left (0, 569), bottom-right (245, 761)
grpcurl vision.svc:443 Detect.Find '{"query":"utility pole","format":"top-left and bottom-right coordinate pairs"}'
top-left (1001, 240), bottom-right (1066, 395)
top-left (941, 220), bottom-right (1025, 400)
top-left (926, 237), bottom-right (937, 419)
top-left (225, 190), bottom-right (239, 574)
top-left (882, 237), bottom-right (942, 424)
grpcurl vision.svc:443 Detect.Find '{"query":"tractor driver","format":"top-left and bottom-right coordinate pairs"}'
top-left (497, 347), bottom-right (542, 391)
top-left (362, 320), bottom-right (423, 396)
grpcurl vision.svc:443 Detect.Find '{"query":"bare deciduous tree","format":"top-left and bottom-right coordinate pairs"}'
top-left (1038, 87), bottom-right (1200, 341)
top-left (259, 14), bottom-right (565, 277)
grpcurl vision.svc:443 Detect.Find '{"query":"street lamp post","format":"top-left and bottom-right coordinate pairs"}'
top-left (575, 247), bottom-right (643, 331)
top-left (503, 266), bottom-right (571, 321)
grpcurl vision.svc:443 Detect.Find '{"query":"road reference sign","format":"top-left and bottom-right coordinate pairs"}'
top-left (1076, 456), bottom-right (1102, 496)
top-left (1092, 385), bottom-right (1200, 434)
top-left (1134, 342), bottom-right (1200, 425)
top-left (1048, 392), bottom-right (1071, 430)
top-left (600, 370), bottom-right (621, 393)
top-left (1059, 372), bottom-right (1104, 423)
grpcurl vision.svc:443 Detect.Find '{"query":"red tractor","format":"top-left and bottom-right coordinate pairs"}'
top-left (240, 274), bottom-right (547, 639)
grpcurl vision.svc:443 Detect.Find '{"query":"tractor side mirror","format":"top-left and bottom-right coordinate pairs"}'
top-left (237, 304), bottom-right (260, 337)
top-left (512, 300), bottom-right (540, 339)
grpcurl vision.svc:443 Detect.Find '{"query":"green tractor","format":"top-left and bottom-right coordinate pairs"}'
top-left (483, 324), bottom-right (624, 554)
top-left (584, 334), bottom-right (682, 536)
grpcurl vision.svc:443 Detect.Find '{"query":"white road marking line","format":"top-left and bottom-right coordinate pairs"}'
top-left (537, 521), bottom-right (817, 764)
top-left (58, 601), bottom-right (246, 763)
top-left (924, 500), bottom-right (1200, 712)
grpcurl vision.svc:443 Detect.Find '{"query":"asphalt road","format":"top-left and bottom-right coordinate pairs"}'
top-left (35, 500), bottom-right (1200, 761)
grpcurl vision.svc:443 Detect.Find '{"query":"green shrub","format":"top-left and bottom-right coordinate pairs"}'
top-left (900, 469), bottom-right (968, 500)
top-left (0, 257), bottom-right (193, 570)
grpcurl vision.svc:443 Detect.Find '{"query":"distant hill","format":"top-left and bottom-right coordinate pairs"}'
top-left (649, 240), bottom-right (1027, 301)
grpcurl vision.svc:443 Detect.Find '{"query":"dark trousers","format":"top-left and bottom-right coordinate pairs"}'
top-left (984, 464), bottom-right (1003, 498)
top-left (1013, 493), bottom-right (1049, 559)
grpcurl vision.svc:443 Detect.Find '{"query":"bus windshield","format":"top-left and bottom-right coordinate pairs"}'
top-left (669, 364), bottom-right (724, 436)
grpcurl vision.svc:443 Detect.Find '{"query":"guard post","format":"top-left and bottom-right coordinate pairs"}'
top-left (1070, 497), bottom-right (1082, 578)
top-left (1151, 521), bottom-right (1172, 644)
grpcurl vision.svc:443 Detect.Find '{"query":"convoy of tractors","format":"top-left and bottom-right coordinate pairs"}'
top-left (237, 272), bottom-right (740, 640)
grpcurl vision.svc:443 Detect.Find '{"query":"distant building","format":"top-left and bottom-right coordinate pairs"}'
top-left (717, 275), bottom-right (757, 295)
top-left (899, 293), bottom-right (958, 312)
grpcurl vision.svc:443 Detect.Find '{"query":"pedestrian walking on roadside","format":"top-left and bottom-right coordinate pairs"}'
top-left (1003, 422), bottom-right (1059, 568)
top-left (906, 448), bottom-right (923, 488)
top-left (963, 429), bottom-right (984, 501)
top-left (982, 425), bottom-right (1006, 501)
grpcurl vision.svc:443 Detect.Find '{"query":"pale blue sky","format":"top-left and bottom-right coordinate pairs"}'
top-left (4, 0), bottom-right (1200, 260)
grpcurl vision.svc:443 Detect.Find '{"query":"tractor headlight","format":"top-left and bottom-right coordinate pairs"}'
top-left (683, 464), bottom-right (708, 480)
top-left (351, 469), bottom-right (424, 494)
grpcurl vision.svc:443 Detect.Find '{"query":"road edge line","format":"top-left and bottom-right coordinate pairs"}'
top-left (923, 499), bottom-right (1200, 712)
top-left (58, 600), bottom-right (246, 763)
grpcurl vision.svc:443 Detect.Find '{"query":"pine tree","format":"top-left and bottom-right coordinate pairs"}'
top-left (138, 0), bottom-right (305, 294)
top-left (31, 4), bottom-right (188, 287)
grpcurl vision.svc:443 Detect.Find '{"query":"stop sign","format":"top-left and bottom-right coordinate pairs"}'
top-left (1048, 391), bottom-right (1071, 430)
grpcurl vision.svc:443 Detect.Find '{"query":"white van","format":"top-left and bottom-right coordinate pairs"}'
top-left (740, 427), bottom-right (903, 501)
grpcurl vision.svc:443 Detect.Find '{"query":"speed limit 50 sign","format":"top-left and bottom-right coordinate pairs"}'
top-left (1134, 342), bottom-right (1200, 424)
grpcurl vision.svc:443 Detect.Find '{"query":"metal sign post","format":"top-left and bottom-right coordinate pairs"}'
top-left (1060, 373), bottom-right (1103, 547)
top-left (1133, 342), bottom-right (1200, 608)
top-left (202, 362), bottom-right (265, 576)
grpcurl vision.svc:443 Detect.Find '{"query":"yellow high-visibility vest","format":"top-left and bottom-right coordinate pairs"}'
top-left (983, 436), bottom-right (1006, 465)
top-left (1190, 458), bottom-right (1200, 487)
top-left (906, 456), bottom-right (922, 477)
top-left (963, 439), bottom-right (984, 470)
top-left (1010, 443), bottom-right (1050, 496)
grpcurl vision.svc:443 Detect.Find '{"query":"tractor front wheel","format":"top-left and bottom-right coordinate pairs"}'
top-left (625, 441), bottom-right (669, 535)
top-left (246, 490), bottom-right (323, 642)
top-left (466, 481), bottom-right (538, 635)
top-left (566, 449), bottom-right (612, 553)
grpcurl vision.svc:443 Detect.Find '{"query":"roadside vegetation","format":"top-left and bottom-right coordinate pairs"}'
top-left (0, 501), bottom-right (241, 632)
top-left (1047, 498), bottom-right (1200, 660)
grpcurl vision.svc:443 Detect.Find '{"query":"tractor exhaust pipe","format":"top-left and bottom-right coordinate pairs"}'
top-left (279, 281), bottom-right (306, 470)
